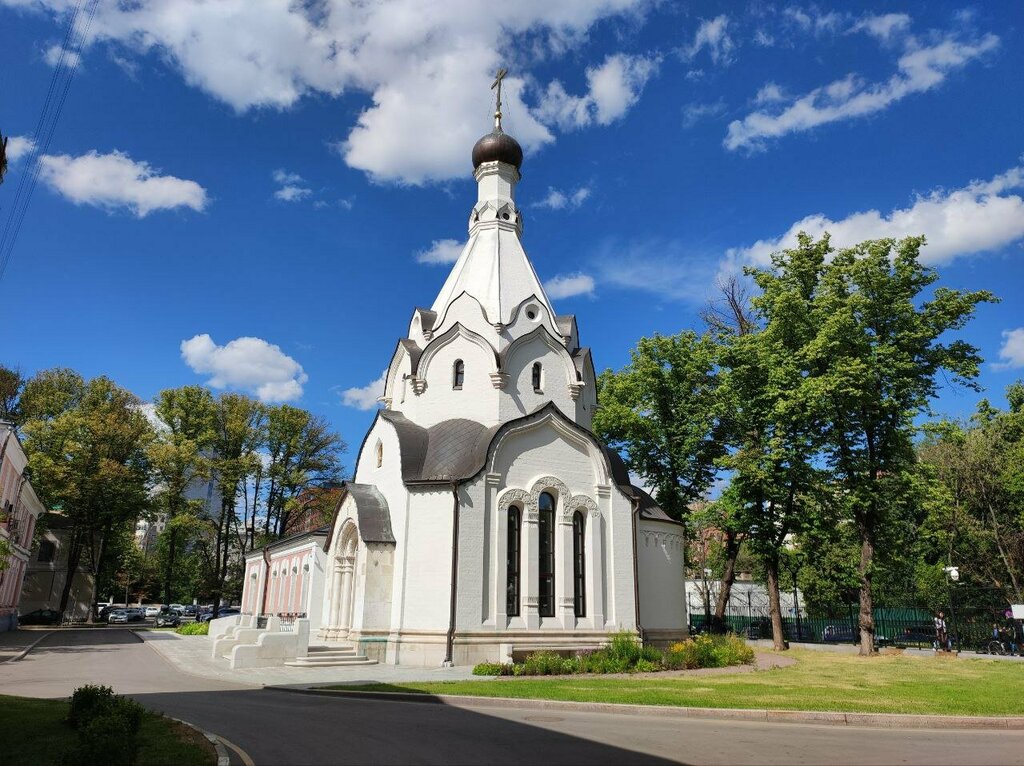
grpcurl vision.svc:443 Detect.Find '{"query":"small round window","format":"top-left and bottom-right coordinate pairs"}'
top-left (525, 305), bottom-right (539, 321)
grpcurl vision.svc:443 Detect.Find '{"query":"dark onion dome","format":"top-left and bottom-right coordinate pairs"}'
top-left (472, 128), bottom-right (523, 170)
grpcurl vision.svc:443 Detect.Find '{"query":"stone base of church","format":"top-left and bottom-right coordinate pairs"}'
top-left (640, 628), bottom-right (690, 649)
top-left (341, 628), bottom-right (652, 667)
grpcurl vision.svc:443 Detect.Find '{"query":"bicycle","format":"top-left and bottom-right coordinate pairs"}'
top-left (986, 639), bottom-right (1010, 655)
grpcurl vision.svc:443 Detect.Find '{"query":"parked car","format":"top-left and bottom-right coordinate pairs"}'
top-left (19, 608), bottom-right (61, 626)
top-left (182, 605), bottom-right (199, 616)
top-left (108, 610), bottom-right (129, 624)
top-left (198, 607), bottom-right (240, 623)
top-left (144, 606), bottom-right (162, 618)
top-left (126, 608), bottom-right (146, 622)
top-left (154, 612), bottom-right (180, 628)
top-left (168, 604), bottom-right (185, 615)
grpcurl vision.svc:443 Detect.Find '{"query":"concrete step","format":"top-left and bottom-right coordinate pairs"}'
top-left (308, 645), bottom-right (358, 655)
top-left (284, 655), bottom-right (377, 667)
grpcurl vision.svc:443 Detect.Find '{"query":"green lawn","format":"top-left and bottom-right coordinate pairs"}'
top-left (0, 694), bottom-right (216, 765)
top-left (328, 650), bottom-right (1024, 717)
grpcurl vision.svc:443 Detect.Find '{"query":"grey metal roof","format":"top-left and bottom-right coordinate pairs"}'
top-left (555, 314), bottom-right (576, 338)
top-left (398, 338), bottom-right (423, 371)
top-left (346, 483), bottom-right (396, 543)
top-left (379, 410), bottom-right (497, 483)
top-left (571, 347), bottom-right (591, 383)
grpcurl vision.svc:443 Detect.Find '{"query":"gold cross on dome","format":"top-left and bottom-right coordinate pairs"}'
top-left (491, 67), bottom-right (507, 129)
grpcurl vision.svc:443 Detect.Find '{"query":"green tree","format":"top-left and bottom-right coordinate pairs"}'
top-left (0, 364), bottom-right (24, 423)
top-left (721, 234), bottom-right (828, 650)
top-left (20, 370), bottom-right (152, 617)
top-left (809, 235), bottom-right (995, 654)
top-left (594, 331), bottom-right (725, 521)
top-left (262, 405), bottom-right (345, 538)
top-left (149, 386), bottom-right (216, 605)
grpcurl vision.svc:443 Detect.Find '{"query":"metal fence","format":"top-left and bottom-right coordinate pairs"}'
top-left (690, 590), bottom-right (1022, 653)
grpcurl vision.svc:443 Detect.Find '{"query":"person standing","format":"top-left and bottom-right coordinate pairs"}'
top-left (934, 611), bottom-right (949, 652)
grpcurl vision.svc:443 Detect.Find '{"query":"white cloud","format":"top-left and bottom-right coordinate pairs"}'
top-left (783, 7), bottom-right (844, 36)
top-left (536, 53), bottom-right (658, 131)
top-left (43, 43), bottom-right (80, 68)
top-left (7, 1), bottom-right (653, 185)
top-left (753, 82), bottom-right (786, 105)
top-left (851, 13), bottom-right (911, 43)
top-left (684, 15), bottom-right (735, 66)
top-left (544, 272), bottom-right (595, 299)
top-left (341, 370), bottom-right (386, 411)
top-left (681, 100), bottom-right (726, 129)
top-left (38, 149), bottom-right (207, 216)
top-left (725, 32), bottom-right (999, 151)
top-left (533, 186), bottom-right (590, 210)
top-left (595, 239), bottom-right (721, 303)
top-left (271, 168), bottom-right (312, 202)
top-left (180, 334), bottom-right (308, 403)
top-left (415, 238), bottom-right (463, 265)
top-left (994, 329), bottom-right (1024, 371)
top-left (5, 135), bottom-right (36, 162)
top-left (726, 163), bottom-right (1024, 269)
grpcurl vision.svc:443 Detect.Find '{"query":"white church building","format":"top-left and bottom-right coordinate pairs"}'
top-left (241, 94), bottom-right (687, 666)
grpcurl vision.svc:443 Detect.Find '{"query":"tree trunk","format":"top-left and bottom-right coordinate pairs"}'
top-left (713, 530), bottom-right (741, 631)
top-left (857, 527), bottom-right (877, 655)
top-left (58, 532), bottom-right (83, 618)
top-left (765, 555), bottom-right (788, 651)
top-left (163, 525), bottom-right (177, 606)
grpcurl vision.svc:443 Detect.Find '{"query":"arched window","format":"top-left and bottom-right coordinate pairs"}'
top-left (532, 362), bottom-right (543, 392)
top-left (453, 359), bottom-right (465, 389)
top-left (538, 492), bottom-right (555, 617)
top-left (506, 506), bottom-right (521, 617)
top-left (572, 511), bottom-right (586, 618)
top-left (375, 440), bottom-right (383, 468)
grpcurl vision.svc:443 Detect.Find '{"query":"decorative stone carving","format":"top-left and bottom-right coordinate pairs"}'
top-left (568, 382), bottom-right (583, 401)
top-left (490, 371), bottom-right (509, 389)
top-left (411, 377), bottom-right (427, 395)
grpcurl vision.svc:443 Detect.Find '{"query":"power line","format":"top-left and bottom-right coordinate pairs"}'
top-left (0, 0), bottom-right (98, 284)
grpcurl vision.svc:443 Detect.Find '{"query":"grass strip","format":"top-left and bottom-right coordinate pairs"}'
top-left (324, 650), bottom-right (1024, 717)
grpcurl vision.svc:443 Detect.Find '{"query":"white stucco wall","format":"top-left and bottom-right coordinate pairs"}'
top-left (637, 519), bottom-right (688, 635)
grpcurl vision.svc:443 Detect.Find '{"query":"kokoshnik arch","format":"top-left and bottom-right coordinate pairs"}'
top-left (241, 78), bottom-right (687, 665)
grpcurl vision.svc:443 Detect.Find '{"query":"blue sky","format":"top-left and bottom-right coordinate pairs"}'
top-left (2, 1), bottom-right (1022, 470)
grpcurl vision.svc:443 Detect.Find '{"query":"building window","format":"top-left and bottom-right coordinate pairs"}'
top-left (37, 539), bottom-right (56, 563)
top-left (506, 506), bottom-right (521, 617)
top-left (538, 491), bottom-right (555, 618)
top-left (572, 511), bottom-right (586, 618)
top-left (453, 359), bottom-right (465, 389)
top-left (532, 362), bottom-right (543, 392)
top-left (375, 440), bottom-right (383, 468)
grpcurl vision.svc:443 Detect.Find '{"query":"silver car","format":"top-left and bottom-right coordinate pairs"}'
top-left (107, 610), bottom-right (129, 624)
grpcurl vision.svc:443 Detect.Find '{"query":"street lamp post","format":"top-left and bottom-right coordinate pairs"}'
top-left (944, 566), bottom-right (960, 652)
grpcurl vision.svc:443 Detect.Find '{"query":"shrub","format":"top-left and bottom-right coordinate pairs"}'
top-left (64, 685), bottom-right (146, 766)
top-left (519, 651), bottom-right (578, 676)
top-left (473, 662), bottom-right (509, 676)
top-left (175, 621), bottom-right (208, 636)
top-left (665, 634), bottom-right (755, 670)
top-left (68, 684), bottom-right (115, 728)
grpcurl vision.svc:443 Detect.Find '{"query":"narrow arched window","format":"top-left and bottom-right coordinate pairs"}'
top-left (532, 362), bottom-right (543, 392)
top-left (573, 511), bottom-right (586, 618)
top-left (506, 506), bottom-right (521, 617)
top-left (538, 492), bottom-right (555, 618)
top-left (453, 359), bottom-right (465, 390)
top-left (375, 440), bottom-right (383, 468)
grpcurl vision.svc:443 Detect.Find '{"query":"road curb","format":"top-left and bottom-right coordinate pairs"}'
top-left (166, 715), bottom-right (253, 766)
top-left (0, 630), bottom-right (55, 663)
top-left (272, 686), bottom-right (1024, 731)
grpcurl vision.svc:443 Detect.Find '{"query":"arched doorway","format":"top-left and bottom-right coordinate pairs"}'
top-left (327, 522), bottom-right (359, 639)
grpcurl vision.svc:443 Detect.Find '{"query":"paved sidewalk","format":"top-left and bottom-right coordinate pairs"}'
top-left (137, 630), bottom-right (480, 688)
top-left (0, 629), bottom-right (52, 662)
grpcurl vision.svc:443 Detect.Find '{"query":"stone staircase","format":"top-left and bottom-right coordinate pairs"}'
top-left (283, 643), bottom-right (377, 667)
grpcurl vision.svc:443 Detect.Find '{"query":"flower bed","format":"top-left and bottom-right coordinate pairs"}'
top-left (472, 632), bottom-right (754, 676)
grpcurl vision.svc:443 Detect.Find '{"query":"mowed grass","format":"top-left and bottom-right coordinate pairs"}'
top-left (0, 694), bottom-right (217, 765)
top-left (329, 650), bottom-right (1024, 717)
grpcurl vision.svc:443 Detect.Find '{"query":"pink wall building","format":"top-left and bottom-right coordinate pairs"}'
top-left (0, 422), bottom-right (45, 631)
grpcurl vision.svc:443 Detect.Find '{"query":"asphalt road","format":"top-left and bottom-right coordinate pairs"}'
top-left (2, 629), bottom-right (1023, 766)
